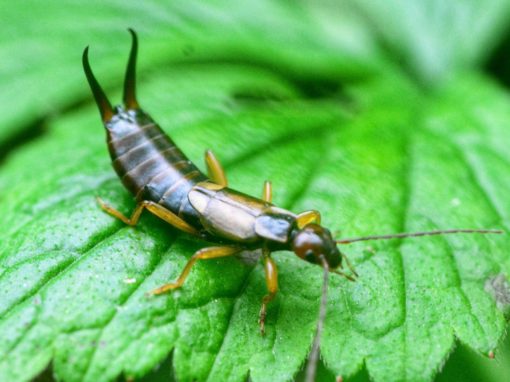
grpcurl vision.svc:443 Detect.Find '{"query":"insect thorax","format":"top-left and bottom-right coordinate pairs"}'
top-left (188, 181), bottom-right (296, 244)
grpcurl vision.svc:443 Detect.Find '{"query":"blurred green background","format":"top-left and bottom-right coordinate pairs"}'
top-left (1, 1), bottom-right (510, 381)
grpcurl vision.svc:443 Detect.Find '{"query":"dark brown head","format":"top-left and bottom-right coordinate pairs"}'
top-left (291, 223), bottom-right (342, 269)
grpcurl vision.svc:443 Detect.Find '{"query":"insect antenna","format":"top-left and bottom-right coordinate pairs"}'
top-left (305, 255), bottom-right (330, 382)
top-left (123, 28), bottom-right (139, 110)
top-left (336, 229), bottom-right (503, 244)
top-left (82, 47), bottom-right (114, 122)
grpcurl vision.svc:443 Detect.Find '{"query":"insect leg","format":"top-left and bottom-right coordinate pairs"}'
top-left (262, 180), bottom-right (272, 203)
top-left (96, 197), bottom-right (199, 235)
top-left (259, 250), bottom-right (278, 335)
top-left (296, 210), bottom-right (321, 228)
top-left (149, 246), bottom-right (241, 295)
top-left (205, 149), bottom-right (228, 187)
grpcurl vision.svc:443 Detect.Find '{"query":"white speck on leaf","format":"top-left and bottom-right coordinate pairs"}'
top-left (485, 274), bottom-right (510, 312)
top-left (450, 197), bottom-right (461, 207)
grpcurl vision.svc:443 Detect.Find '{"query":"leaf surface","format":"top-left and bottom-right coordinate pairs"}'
top-left (1, 2), bottom-right (510, 382)
top-left (1, 62), bottom-right (509, 381)
top-left (320, 74), bottom-right (510, 381)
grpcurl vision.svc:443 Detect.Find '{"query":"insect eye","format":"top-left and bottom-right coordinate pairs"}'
top-left (305, 250), bottom-right (316, 263)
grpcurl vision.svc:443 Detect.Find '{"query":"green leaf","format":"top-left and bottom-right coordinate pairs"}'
top-left (1, 2), bottom-right (510, 382)
top-left (0, 63), bottom-right (343, 381)
top-left (1, 57), bottom-right (509, 382)
top-left (320, 73), bottom-right (510, 381)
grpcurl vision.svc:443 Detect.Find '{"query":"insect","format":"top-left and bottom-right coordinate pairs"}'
top-left (82, 30), bottom-right (502, 345)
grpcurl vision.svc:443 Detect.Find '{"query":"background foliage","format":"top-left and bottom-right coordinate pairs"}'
top-left (1, 1), bottom-right (510, 381)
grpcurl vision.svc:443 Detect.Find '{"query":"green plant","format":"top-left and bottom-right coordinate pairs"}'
top-left (1, 1), bottom-right (509, 381)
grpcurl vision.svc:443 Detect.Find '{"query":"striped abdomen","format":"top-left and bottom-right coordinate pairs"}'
top-left (106, 108), bottom-right (208, 226)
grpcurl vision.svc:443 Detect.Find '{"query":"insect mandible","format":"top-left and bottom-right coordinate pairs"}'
top-left (83, 30), bottom-right (502, 338)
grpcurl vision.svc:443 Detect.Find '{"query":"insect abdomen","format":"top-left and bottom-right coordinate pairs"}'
top-left (107, 110), bottom-right (207, 223)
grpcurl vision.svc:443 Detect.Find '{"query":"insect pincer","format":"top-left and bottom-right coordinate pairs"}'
top-left (82, 46), bottom-right (114, 123)
top-left (83, 29), bottom-right (147, 139)
top-left (123, 28), bottom-right (139, 110)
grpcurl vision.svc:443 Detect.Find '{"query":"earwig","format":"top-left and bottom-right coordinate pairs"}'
top-left (83, 30), bottom-right (503, 347)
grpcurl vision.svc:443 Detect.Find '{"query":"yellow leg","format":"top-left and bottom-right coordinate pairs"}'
top-left (205, 149), bottom-right (228, 187)
top-left (258, 251), bottom-right (278, 335)
top-left (262, 180), bottom-right (272, 203)
top-left (296, 210), bottom-right (321, 228)
top-left (149, 246), bottom-right (241, 295)
top-left (97, 197), bottom-right (199, 235)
